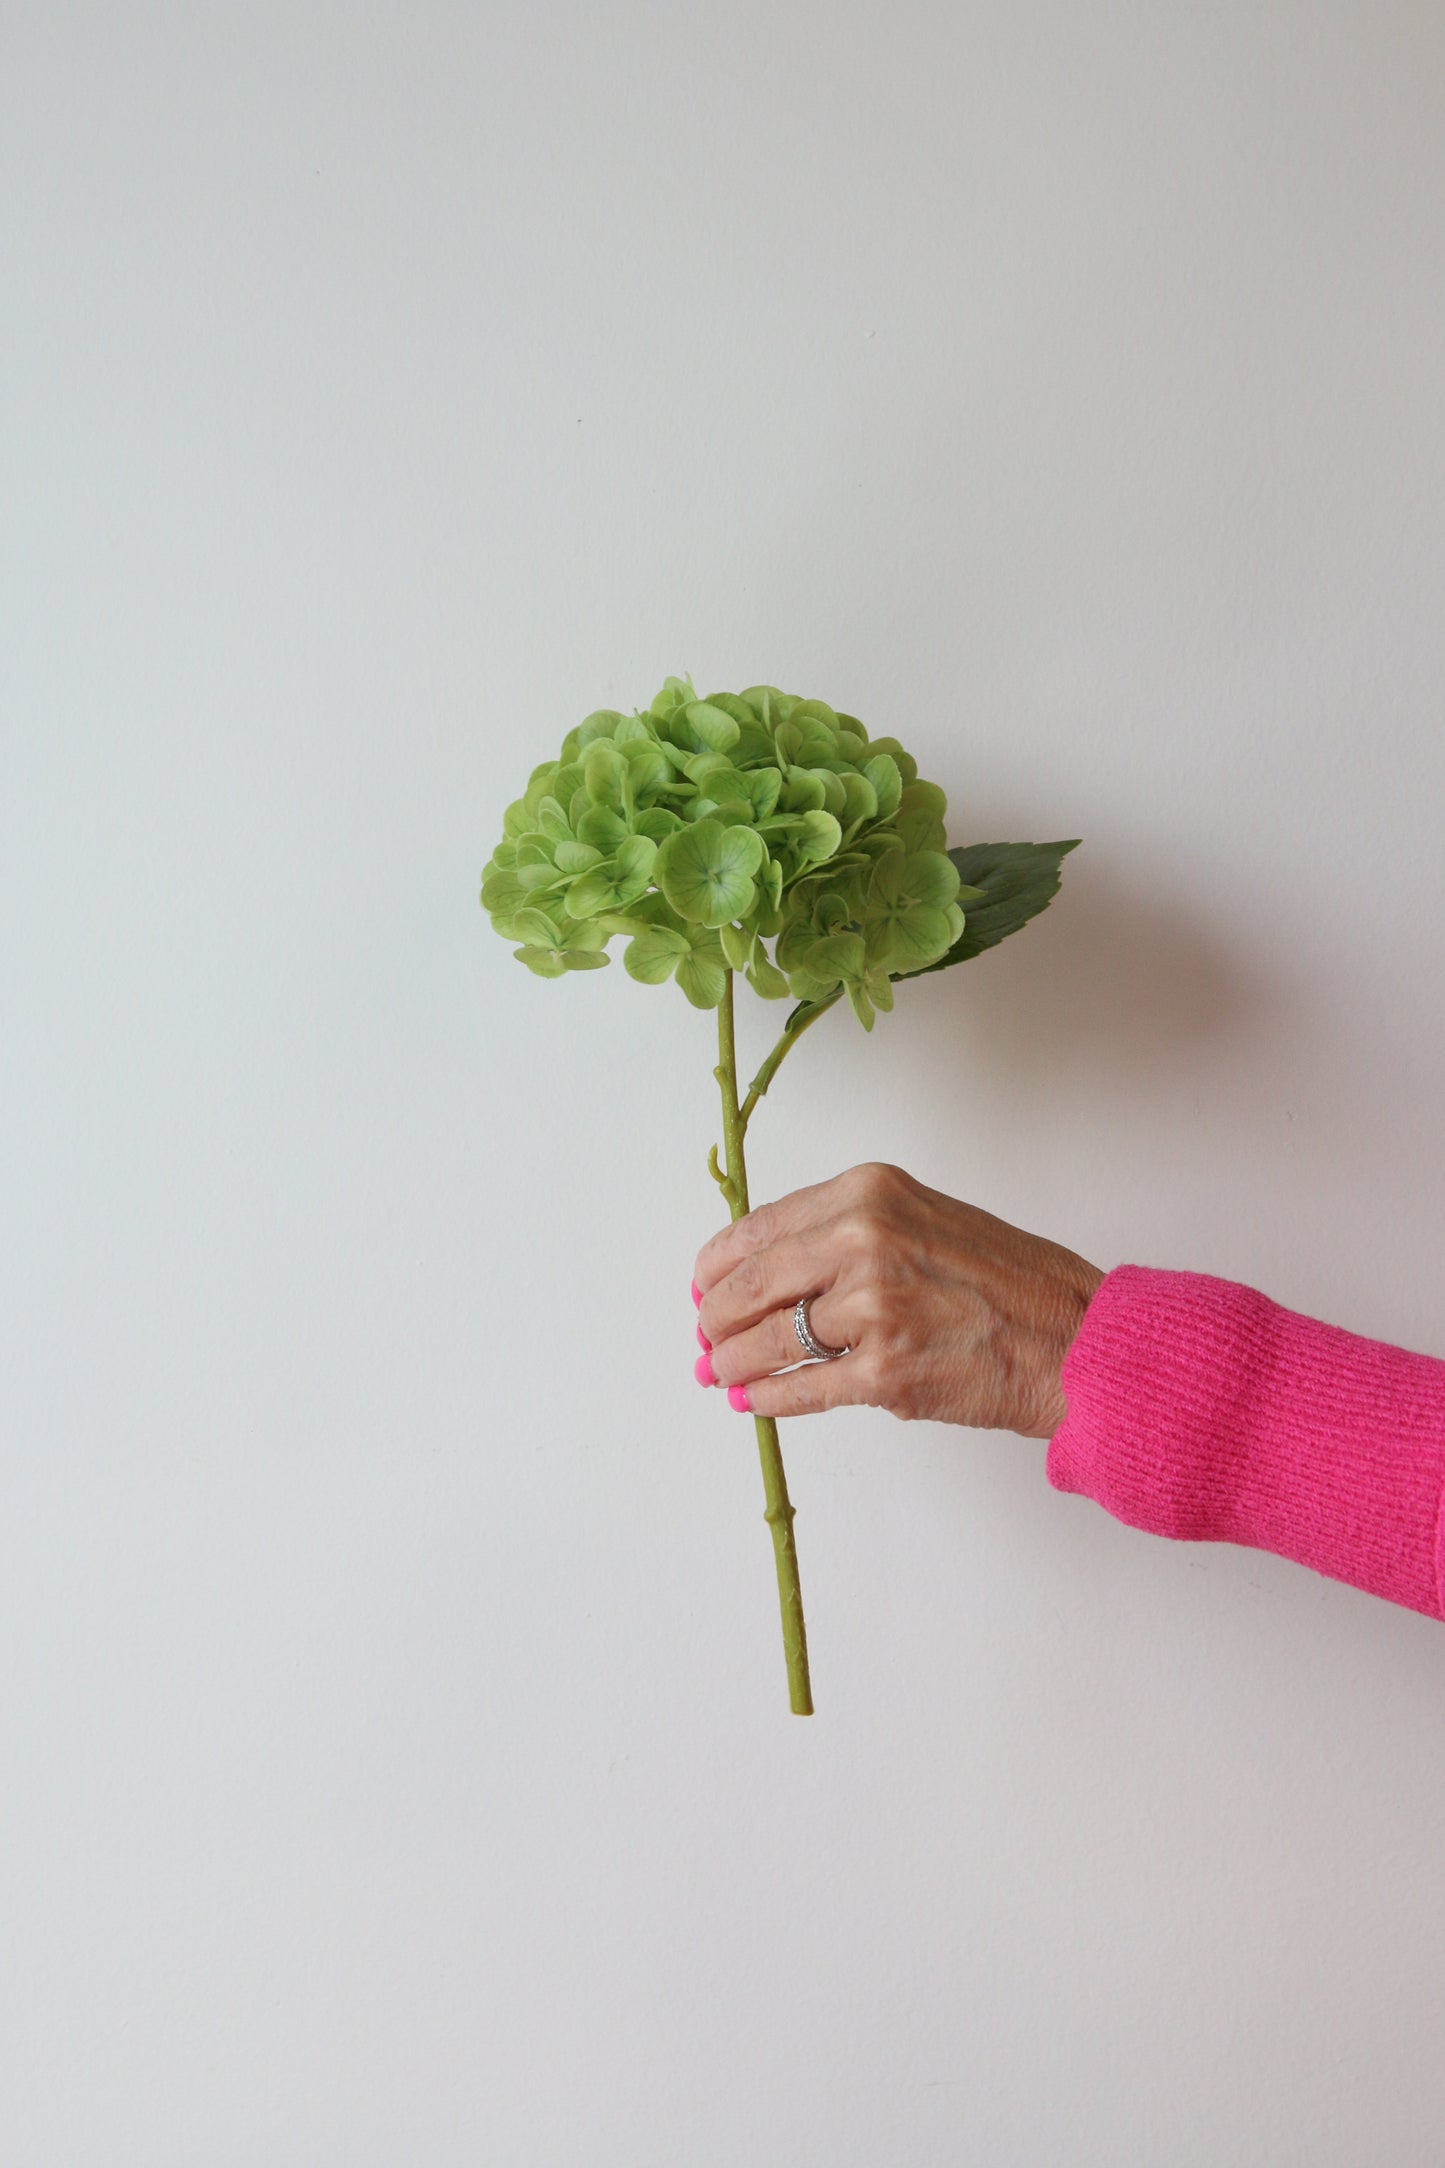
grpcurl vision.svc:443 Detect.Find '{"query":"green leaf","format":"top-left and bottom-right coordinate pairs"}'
top-left (656, 818), bottom-right (764, 928)
top-left (894, 841), bottom-right (1082, 981)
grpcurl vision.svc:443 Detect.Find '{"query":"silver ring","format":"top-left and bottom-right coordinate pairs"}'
top-left (794, 1295), bottom-right (849, 1363)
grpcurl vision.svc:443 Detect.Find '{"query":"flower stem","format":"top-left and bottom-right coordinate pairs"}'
top-left (737, 991), bottom-right (841, 1138)
top-left (714, 971), bottom-right (814, 1716)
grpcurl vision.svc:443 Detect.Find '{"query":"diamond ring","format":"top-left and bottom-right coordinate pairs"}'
top-left (793, 1295), bottom-right (849, 1363)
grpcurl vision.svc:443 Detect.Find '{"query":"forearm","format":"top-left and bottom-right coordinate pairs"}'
top-left (1047, 1265), bottom-right (1445, 1619)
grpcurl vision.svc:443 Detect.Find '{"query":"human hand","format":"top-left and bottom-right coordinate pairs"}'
top-left (692, 1162), bottom-right (1106, 1439)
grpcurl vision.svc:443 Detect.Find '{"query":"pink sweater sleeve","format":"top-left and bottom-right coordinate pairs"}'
top-left (1046, 1265), bottom-right (1445, 1620)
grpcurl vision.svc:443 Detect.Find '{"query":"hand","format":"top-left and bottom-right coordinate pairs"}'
top-left (693, 1162), bottom-right (1106, 1438)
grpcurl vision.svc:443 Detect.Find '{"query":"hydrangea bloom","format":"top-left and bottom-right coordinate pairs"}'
top-left (481, 674), bottom-right (969, 1030)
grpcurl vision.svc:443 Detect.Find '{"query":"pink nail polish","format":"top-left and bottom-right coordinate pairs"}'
top-left (696, 1323), bottom-right (712, 1352)
top-left (694, 1351), bottom-right (715, 1387)
top-left (690, 1279), bottom-right (703, 1309)
top-left (727, 1384), bottom-right (751, 1414)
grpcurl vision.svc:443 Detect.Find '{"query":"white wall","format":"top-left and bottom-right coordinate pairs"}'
top-left (5, 4), bottom-right (1444, 2161)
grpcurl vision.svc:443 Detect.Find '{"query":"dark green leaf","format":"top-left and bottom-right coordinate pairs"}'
top-left (893, 841), bottom-right (1081, 981)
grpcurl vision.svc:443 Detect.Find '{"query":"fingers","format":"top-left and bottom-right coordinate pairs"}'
top-left (707, 1288), bottom-right (852, 1393)
top-left (696, 1229), bottom-right (842, 1348)
top-left (733, 1351), bottom-right (873, 1422)
top-left (692, 1169), bottom-right (856, 1301)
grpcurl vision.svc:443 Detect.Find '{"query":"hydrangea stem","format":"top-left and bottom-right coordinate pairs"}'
top-left (714, 971), bottom-right (814, 1716)
top-left (737, 991), bottom-right (841, 1137)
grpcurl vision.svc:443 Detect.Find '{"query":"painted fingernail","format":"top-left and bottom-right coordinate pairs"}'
top-left (691, 1279), bottom-right (703, 1309)
top-left (694, 1351), bottom-right (716, 1387)
top-left (727, 1384), bottom-right (751, 1414)
top-left (696, 1323), bottom-right (712, 1352)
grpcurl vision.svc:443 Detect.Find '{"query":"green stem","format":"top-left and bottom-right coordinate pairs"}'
top-left (713, 971), bottom-right (814, 1716)
top-left (737, 991), bottom-right (841, 1136)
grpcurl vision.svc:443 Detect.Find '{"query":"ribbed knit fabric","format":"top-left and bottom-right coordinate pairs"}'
top-left (1046, 1265), bottom-right (1445, 1620)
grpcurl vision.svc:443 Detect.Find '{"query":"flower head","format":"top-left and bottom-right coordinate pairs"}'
top-left (480, 676), bottom-right (966, 1022)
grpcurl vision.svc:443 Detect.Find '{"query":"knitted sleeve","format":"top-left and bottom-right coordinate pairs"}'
top-left (1046, 1265), bottom-right (1445, 1620)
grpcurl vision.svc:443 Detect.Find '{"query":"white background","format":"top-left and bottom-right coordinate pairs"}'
top-left (5, 4), bottom-right (1444, 2162)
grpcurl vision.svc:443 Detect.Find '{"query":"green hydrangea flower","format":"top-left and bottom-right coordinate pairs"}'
top-left (480, 674), bottom-right (970, 1029)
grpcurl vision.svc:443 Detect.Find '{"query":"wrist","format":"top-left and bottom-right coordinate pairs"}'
top-left (1021, 1255), bottom-right (1107, 1440)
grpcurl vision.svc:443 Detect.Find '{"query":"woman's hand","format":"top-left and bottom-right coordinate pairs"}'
top-left (692, 1162), bottom-right (1106, 1439)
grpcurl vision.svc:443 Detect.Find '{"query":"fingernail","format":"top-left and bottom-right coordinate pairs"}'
top-left (694, 1351), bottom-right (716, 1387)
top-left (696, 1323), bottom-right (712, 1352)
top-left (690, 1279), bottom-right (702, 1309)
top-left (727, 1384), bottom-right (751, 1414)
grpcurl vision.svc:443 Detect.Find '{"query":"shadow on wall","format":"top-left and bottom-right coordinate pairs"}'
top-left (910, 846), bottom-right (1297, 1114)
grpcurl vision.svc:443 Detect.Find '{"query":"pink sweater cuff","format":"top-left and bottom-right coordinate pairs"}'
top-left (1047, 1265), bottom-right (1445, 1620)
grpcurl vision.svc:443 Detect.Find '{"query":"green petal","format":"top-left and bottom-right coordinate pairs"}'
top-left (674, 946), bottom-right (727, 1008)
top-left (624, 926), bottom-right (690, 983)
top-left (781, 765), bottom-right (827, 813)
top-left (633, 807), bottom-right (683, 841)
top-left (845, 979), bottom-right (876, 1030)
top-left (481, 866), bottom-right (529, 916)
top-left (839, 772), bottom-right (878, 827)
top-left (536, 796), bottom-right (572, 841)
top-left (576, 806), bottom-right (629, 854)
top-left (895, 780), bottom-right (949, 852)
top-left (583, 742), bottom-right (629, 808)
top-left (656, 819), bottom-right (763, 928)
top-left (684, 701), bottom-right (741, 754)
top-left (564, 872), bottom-right (616, 919)
top-left (553, 838), bottom-right (603, 875)
top-left (794, 810), bottom-right (843, 866)
top-left (512, 905), bottom-right (563, 946)
top-left (514, 945), bottom-right (569, 978)
top-left (577, 710), bottom-right (628, 746)
top-left (719, 920), bottom-right (751, 971)
top-left (649, 675), bottom-right (696, 721)
top-left (886, 903), bottom-right (956, 968)
top-left (864, 735), bottom-right (917, 784)
top-left (862, 755), bottom-right (902, 819)
top-left (745, 944), bottom-right (791, 999)
top-left (614, 834), bottom-right (658, 881)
